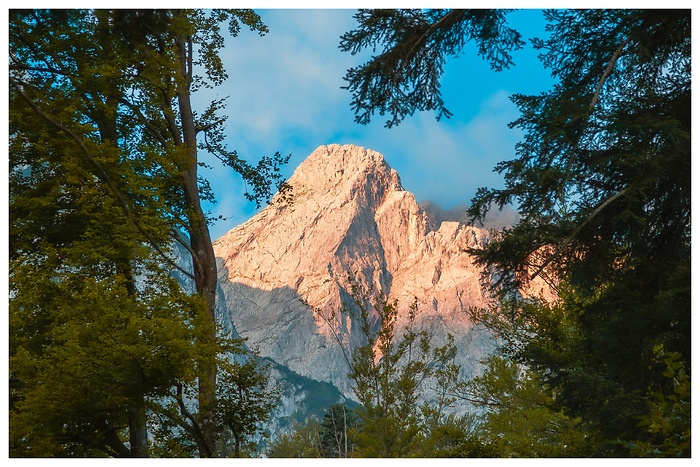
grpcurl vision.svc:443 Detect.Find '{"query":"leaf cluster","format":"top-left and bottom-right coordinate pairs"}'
top-left (463, 355), bottom-right (594, 457)
top-left (215, 356), bottom-right (282, 457)
top-left (625, 346), bottom-right (690, 457)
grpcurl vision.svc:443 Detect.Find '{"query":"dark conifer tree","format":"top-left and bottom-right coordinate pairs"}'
top-left (341, 8), bottom-right (690, 456)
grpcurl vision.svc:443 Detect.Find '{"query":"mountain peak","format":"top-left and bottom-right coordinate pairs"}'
top-left (286, 144), bottom-right (403, 201)
top-left (213, 144), bottom-right (499, 397)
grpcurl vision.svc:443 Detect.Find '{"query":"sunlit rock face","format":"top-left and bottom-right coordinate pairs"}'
top-left (213, 144), bottom-right (500, 398)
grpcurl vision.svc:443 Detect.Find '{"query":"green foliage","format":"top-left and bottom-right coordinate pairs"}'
top-left (340, 9), bottom-right (524, 127)
top-left (9, 8), bottom-right (285, 457)
top-left (8, 150), bottom-right (201, 456)
top-left (267, 402), bottom-right (490, 458)
top-left (339, 279), bottom-right (476, 457)
top-left (413, 412), bottom-right (493, 458)
top-left (266, 416), bottom-right (325, 458)
top-left (624, 346), bottom-right (691, 457)
top-left (464, 355), bottom-right (593, 457)
top-left (471, 281), bottom-right (691, 457)
top-left (148, 347), bottom-right (281, 458)
top-left (319, 403), bottom-right (361, 457)
top-left (215, 355), bottom-right (282, 457)
top-left (267, 403), bottom-right (363, 458)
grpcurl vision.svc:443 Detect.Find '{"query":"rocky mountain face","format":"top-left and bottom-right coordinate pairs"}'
top-left (212, 144), bottom-right (516, 403)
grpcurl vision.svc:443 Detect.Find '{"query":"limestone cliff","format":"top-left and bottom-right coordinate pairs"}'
top-left (213, 144), bottom-right (500, 398)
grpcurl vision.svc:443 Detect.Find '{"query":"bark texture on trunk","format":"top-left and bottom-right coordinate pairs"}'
top-left (175, 28), bottom-right (220, 457)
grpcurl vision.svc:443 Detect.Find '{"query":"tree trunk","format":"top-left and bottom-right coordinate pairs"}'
top-left (343, 405), bottom-right (348, 458)
top-left (128, 395), bottom-right (149, 458)
top-left (175, 28), bottom-right (220, 457)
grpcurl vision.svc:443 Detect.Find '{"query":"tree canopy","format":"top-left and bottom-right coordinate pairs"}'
top-left (468, 11), bottom-right (690, 454)
top-left (341, 8), bottom-right (691, 457)
top-left (9, 9), bottom-right (285, 457)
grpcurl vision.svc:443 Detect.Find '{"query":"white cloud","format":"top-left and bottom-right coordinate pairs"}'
top-left (208, 10), bottom-right (358, 142)
top-left (355, 90), bottom-right (521, 210)
top-left (195, 11), bottom-right (530, 239)
top-left (196, 10), bottom-right (362, 238)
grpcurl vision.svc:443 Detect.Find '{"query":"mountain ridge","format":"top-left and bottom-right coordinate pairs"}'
top-left (212, 144), bottom-right (501, 399)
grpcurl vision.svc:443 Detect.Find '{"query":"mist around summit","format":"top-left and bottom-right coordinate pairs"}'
top-left (420, 200), bottom-right (519, 232)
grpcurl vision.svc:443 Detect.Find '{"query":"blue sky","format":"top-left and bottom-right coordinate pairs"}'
top-left (195, 8), bottom-right (557, 240)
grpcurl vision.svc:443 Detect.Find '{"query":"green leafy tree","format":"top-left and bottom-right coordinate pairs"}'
top-left (8, 99), bottom-right (202, 456)
top-left (215, 356), bottom-right (282, 457)
top-left (463, 355), bottom-right (593, 457)
top-left (340, 280), bottom-right (468, 457)
top-left (266, 416), bottom-right (325, 458)
top-left (9, 9), bottom-right (286, 457)
top-left (143, 344), bottom-right (279, 458)
top-left (319, 403), bottom-right (361, 458)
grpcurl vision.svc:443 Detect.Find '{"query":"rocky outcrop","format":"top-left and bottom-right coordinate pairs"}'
top-left (213, 144), bottom-right (500, 398)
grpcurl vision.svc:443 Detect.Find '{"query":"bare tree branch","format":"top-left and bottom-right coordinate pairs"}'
top-left (174, 383), bottom-right (212, 458)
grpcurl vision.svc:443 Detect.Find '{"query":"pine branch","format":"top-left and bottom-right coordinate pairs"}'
top-left (589, 37), bottom-right (630, 111)
top-left (562, 37), bottom-right (631, 180)
top-left (530, 186), bottom-right (629, 281)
